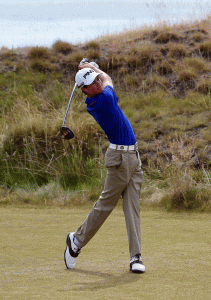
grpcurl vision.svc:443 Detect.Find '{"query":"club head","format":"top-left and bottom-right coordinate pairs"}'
top-left (60, 126), bottom-right (74, 140)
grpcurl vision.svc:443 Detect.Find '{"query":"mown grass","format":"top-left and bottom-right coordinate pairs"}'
top-left (0, 206), bottom-right (210, 300)
top-left (0, 17), bottom-right (211, 211)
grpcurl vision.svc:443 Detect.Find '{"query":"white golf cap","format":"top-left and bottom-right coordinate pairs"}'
top-left (75, 68), bottom-right (101, 88)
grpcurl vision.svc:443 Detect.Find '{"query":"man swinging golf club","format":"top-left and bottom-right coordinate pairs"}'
top-left (64, 61), bottom-right (146, 273)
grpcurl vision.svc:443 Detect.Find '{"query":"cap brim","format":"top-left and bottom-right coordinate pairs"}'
top-left (78, 73), bottom-right (103, 88)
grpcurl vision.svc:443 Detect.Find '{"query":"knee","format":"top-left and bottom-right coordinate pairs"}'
top-left (94, 193), bottom-right (119, 212)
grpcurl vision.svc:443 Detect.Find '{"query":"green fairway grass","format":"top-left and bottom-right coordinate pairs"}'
top-left (0, 205), bottom-right (210, 300)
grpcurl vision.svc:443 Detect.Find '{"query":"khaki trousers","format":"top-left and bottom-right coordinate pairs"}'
top-left (74, 147), bottom-right (144, 258)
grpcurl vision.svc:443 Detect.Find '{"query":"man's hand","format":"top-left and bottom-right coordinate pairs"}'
top-left (78, 62), bottom-right (96, 70)
top-left (78, 61), bottom-right (113, 88)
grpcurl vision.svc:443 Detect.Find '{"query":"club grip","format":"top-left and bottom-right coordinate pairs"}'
top-left (80, 58), bottom-right (88, 64)
top-left (80, 58), bottom-right (99, 68)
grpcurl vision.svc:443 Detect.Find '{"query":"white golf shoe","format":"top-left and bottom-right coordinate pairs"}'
top-left (130, 254), bottom-right (146, 273)
top-left (64, 232), bottom-right (81, 269)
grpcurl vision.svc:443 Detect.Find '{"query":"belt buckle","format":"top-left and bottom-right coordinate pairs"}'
top-left (120, 145), bottom-right (125, 150)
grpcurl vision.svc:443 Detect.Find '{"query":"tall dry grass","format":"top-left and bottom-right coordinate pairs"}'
top-left (0, 17), bottom-right (211, 210)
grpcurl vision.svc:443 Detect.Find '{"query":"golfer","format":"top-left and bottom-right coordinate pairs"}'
top-left (64, 62), bottom-right (145, 273)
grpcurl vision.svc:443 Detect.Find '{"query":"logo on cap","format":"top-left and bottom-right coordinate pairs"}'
top-left (83, 69), bottom-right (94, 79)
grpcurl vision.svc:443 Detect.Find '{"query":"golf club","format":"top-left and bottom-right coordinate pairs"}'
top-left (60, 58), bottom-right (99, 140)
top-left (60, 82), bottom-right (77, 140)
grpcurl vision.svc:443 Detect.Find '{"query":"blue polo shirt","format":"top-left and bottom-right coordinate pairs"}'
top-left (85, 86), bottom-right (136, 145)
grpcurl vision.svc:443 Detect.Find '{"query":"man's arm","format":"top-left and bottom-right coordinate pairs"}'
top-left (78, 62), bottom-right (113, 88)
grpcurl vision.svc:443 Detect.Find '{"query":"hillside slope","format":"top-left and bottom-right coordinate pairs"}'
top-left (0, 17), bottom-right (211, 210)
top-left (1, 17), bottom-right (211, 97)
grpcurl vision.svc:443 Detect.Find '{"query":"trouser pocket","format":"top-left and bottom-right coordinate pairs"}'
top-left (105, 148), bottom-right (122, 168)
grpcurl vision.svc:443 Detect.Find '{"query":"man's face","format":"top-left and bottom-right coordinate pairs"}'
top-left (81, 76), bottom-right (104, 98)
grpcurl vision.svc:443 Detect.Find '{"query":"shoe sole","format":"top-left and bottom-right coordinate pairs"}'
top-left (130, 268), bottom-right (145, 274)
top-left (64, 247), bottom-right (72, 269)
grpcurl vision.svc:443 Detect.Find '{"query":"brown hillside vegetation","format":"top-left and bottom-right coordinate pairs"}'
top-left (1, 17), bottom-right (211, 97)
top-left (0, 17), bottom-right (211, 211)
top-left (97, 18), bottom-right (211, 97)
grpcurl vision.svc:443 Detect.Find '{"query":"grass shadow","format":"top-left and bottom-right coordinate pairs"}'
top-left (68, 268), bottom-right (143, 291)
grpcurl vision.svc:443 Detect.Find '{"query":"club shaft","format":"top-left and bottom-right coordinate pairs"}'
top-left (62, 59), bottom-right (98, 127)
top-left (62, 82), bottom-right (77, 127)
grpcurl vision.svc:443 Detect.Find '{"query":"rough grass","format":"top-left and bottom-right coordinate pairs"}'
top-left (52, 40), bottom-right (74, 55)
top-left (0, 206), bottom-right (210, 300)
top-left (1, 17), bottom-right (211, 211)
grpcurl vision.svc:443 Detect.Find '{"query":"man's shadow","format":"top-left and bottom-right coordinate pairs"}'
top-left (67, 268), bottom-right (143, 291)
